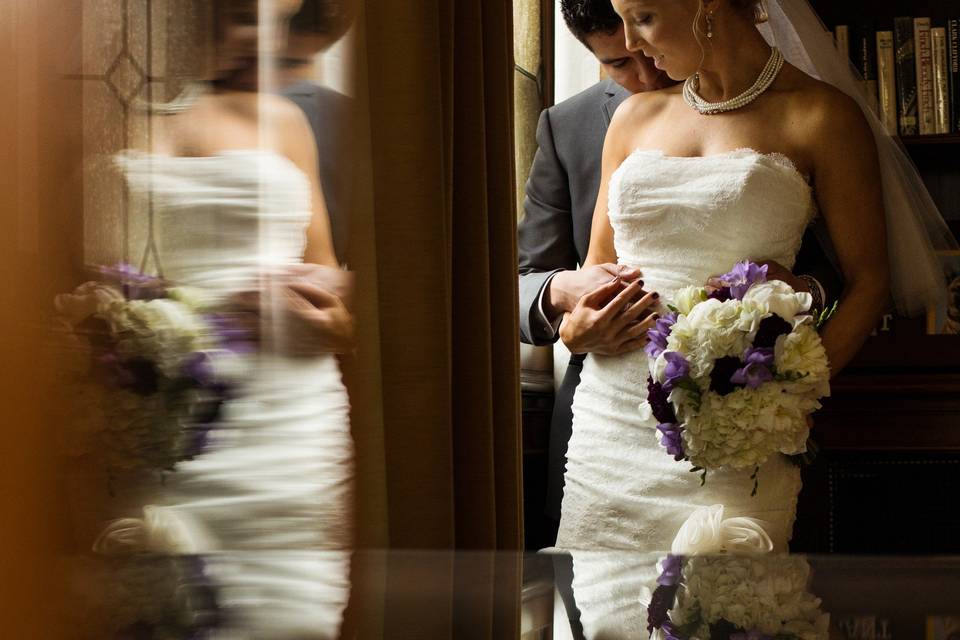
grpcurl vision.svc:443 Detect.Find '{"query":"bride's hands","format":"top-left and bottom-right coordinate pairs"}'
top-left (282, 280), bottom-right (354, 355)
top-left (227, 266), bottom-right (355, 355)
top-left (559, 278), bottom-right (661, 355)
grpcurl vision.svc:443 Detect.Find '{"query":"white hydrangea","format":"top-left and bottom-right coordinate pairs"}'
top-left (671, 556), bottom-right (829, 640)
top-left (683, 384), bottom-right (811, 470)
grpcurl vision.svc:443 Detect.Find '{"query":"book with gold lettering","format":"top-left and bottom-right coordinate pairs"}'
top-left (915, 17), bottom-right (935, 134)
top-left (894, 17), bottom-right (918, 135)
top-left (932, 27), bottom-right (950, 134)
top-left (877, 30), bottom-right (898, 135)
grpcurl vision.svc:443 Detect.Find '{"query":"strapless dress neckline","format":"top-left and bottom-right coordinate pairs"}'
top-left (621, 147), bottom-right (810, 186)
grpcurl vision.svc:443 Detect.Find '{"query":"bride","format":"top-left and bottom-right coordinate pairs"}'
top-left (556, 0), bottom-right (952, 553)
top-left (94, 1), bottom-right (355, 637)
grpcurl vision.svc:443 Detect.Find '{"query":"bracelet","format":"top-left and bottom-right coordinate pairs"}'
top-left (798, 274), bottom-right (824, 315)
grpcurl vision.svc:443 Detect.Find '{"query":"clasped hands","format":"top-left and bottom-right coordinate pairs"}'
top-left (229, 264), bottom-right (354, 356)
top-left (551, 260), bottom-right (808, 356)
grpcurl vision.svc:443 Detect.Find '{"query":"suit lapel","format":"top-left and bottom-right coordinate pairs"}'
top-left (601, 80), bottom-right (632, 127)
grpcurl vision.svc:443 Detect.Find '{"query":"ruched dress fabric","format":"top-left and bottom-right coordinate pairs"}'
top-left (556, 149), bottom-right (817, 554)
top-left (116, 150), bottom-right (353, 639)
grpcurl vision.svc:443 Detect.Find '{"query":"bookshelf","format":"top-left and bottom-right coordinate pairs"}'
top-left (791, 1), bottom-right (960, 556)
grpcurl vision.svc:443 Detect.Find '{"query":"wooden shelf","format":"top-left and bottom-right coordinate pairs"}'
top-left (899, 133), bottom-right (960, 146)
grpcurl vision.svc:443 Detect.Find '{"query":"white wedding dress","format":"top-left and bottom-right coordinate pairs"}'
top-left (557, 148), bottom-right (816, 553)
top-left (113, 150), bottom-right (354, 638)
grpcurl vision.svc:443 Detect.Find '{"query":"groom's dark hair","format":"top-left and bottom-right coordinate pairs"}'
top-left (561, 0), bottom-right (622, 48)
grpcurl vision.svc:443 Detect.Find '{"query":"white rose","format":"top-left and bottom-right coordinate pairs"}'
top-left (673, 285), bottom-right (707, 315)
top-left (741, 280), bottom-right (812, 322)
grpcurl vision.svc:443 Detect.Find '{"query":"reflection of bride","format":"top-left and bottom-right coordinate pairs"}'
top-left (98, 1), bottom-right (355, 637)
top-left (556, 0), bottom-right (955, 554)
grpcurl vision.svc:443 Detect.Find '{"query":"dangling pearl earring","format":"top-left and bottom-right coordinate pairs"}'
top-left (706, 11), bottom-right (714, 39)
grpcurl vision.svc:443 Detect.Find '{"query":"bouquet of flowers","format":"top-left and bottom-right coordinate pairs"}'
top-left (53, 265), bottom-right (249, 476)
top-left (642, 261), bottom-right (833, 494)
top-left (645, 553), bottom-right (830, 640)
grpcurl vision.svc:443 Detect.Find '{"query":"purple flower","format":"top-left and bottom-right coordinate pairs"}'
top-left (709, 356), bottom-right (743, 396)
top-left (753, 314), bottom-right (792, 349)
top-left (657, 422), bottom-right (685, 460)
top-left (644, 312), bottom-right (678, 359)
top-left (646, 583), bottom-right (680, 635)
top-left (720, 261), bottom-right (768, 299)
top-left (707, 286), bottom-right (732, 302)
top-left (661, 352), bottom-right (690, 392)
top-left (656, 555), bottom-right (684, 586)
top-left (660, 621), bottom-right (684, 640)
top-left (99, 263), bottom-right (166, 300)
top-left (731, 347), bottom-right (775, 389)
top-left (205, 313), bottom-right (257, 354)
top-left (182, 352), bottom-right (215, 387)
top-left (646, 376), bottom-right (677, 424)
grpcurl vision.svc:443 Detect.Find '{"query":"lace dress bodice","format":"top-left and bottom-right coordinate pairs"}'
top-left (608, 148), bottom-right (815, 296)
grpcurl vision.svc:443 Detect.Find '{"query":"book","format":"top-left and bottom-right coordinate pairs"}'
top-left (835, 25), bottom-right (850, 61)
top-left (949, 18), bottom-right (960, 132)
top-left (853, 22), bottom-right (879, 113)
top-left (915, 17), bottom-right (935, 134)
top-left (932, 27), bottom-right (950, 134)
top-left (877, 31), bottom-right (898, 135)
top-left (894, 17), bottom-right (918, 135)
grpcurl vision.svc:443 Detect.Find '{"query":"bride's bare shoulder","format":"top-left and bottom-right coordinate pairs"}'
top-left (613, 85), bottom-right (679, 123)
top-left (780, 65), bottom-right (872, 138)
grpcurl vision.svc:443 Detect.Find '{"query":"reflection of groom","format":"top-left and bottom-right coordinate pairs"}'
top-left (519, 0), bottom-right (841, 545)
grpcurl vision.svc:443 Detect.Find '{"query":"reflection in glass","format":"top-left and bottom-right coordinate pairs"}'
top-left (60, 1), bottom-right (357, 637)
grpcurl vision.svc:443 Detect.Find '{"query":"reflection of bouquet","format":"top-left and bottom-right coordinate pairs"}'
top-left (644, 505), bottom-right (829, 640)
top-left (64, 553), bottom-right (221, 639)
top-left (645, 553), bottom-right (830, 640)
top-left (54, 265), bottom-right (244, 475)
top-left (643, 262), bottom-right (832, 494)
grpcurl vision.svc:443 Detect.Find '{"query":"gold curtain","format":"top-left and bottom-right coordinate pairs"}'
top-left (0, 1), bottom-right (84, 638)
top-left (346, 0), bottom-right (523, 636)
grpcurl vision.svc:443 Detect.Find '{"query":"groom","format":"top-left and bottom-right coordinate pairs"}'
top-left (518, 0), bottom-right (842, 545)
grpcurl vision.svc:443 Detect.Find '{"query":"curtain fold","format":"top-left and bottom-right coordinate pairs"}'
top-left (353, 0), bottom-right (523, 636)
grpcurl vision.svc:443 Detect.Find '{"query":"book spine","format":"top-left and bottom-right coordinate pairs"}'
top-left (877, 31), bottom-right (899, 135)
top-left (932, 27), bottom-right (950, 134)
top-left (915, 17), bottom-right (935, 134)
top-left (855, 23), bottom-right (879, 113)
top-left (894, 17), bottom-right (918, 135)
top-left (949, 18), bottom-right (960, 132)
top-left (835, 25), bottom-right (850, 61)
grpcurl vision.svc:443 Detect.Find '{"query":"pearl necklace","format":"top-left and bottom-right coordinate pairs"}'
top-left (682, 47), bottom-right (784, 115)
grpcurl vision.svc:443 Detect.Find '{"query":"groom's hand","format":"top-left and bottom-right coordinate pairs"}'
top-left (706, 260), bottom-right (809, 294)
top-left (559, 278), bottom-right (660, 356)
top-left (543, 264), bottom-right (642, 320)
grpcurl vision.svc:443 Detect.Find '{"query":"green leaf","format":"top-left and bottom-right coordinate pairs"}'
top-left (816, 300), bottom-right (839, 329)
top-left (667, 304), bottom-right (679, 314)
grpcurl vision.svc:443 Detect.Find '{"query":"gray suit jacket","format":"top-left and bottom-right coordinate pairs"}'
top-left (518, 79), bottom-right (632, 345)
top-left (282, 81), bottom-right (351, 265)
top-left (518, 78), bottom-right (843, 526)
